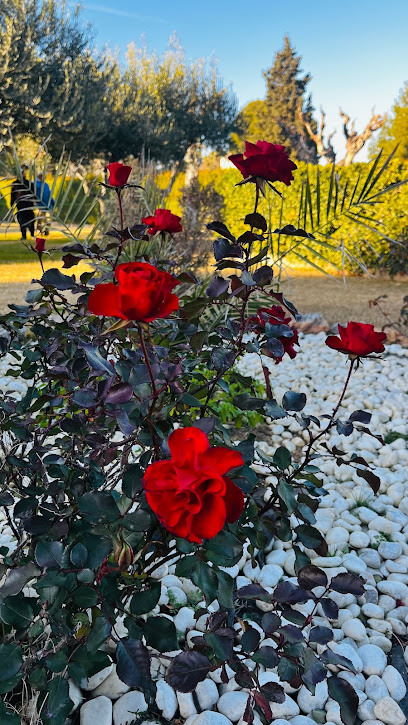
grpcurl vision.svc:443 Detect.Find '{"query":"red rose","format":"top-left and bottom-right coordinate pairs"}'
top-left (229, 141), bottom-right (297, 186)
top-left (250, 305), bottom-right (299, 363)
top-left (142, 208), bottom-right (183, 235)
top-left (144, 427), bottom-right (245, 543)
top-left (35, 237), bottom-right (46, 253)
top-left (106, 162), bottom-right (132, 187)
top-left (325, 322), bottom-right (387, 357)
top-left (88, 261), bottom-right (179, 323)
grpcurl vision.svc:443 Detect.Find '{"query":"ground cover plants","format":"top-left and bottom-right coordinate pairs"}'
top-left (0, 143), bottom-right (392, 724)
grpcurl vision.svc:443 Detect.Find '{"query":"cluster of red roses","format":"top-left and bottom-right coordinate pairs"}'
top-left (83, 146), bottom-right (387, 544)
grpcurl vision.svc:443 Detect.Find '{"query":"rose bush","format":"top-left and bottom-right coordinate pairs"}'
top-left (0, 143), bottom-right (386, 724)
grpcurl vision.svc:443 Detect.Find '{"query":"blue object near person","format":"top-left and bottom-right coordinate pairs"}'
top-left (36, 176), bottom-right (55, 210)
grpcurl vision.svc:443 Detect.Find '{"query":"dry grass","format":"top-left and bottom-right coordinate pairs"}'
top-left (277, 275), bottom-right (408, 327)
top-left (0, 260), bottom-right (91, 284)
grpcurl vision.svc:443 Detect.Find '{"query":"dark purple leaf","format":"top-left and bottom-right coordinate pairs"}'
top-left (206, 276), bottom-right (229, 298)
top-left (297, 565), bottom-right (328, 590)
top-left (330, 572), bottom-right (365, 596)
top-left (237, 584), bottom-right (270, 602)
top-left (105, 383), bottom-right (133, 404)
top-left (207, 221), bottom-right (235, 242)
top-left (328, 676), bottom-right (358, 725)
top-left (356, 468), bottom-right (380, 494)
top-left (309, 626), bottom-right (333, 644)
top-left (320, 598), bottom-right (339, 620)
top-left (349, 409), bottom-right (372, 424)
top-left (116, 638), bottom-right (151, 689)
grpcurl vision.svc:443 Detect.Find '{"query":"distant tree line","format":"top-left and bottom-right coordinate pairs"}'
top-left (1, 2), bottom-right (406, 168)
top-left (0, 0), bottom-right (239, 165)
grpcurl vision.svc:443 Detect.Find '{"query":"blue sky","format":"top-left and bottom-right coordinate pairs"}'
top-left (78, 0), bottom-right (408, 160)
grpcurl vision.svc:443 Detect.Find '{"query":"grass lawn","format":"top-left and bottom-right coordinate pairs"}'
top-left (2, 231), bottom-right (408, 327)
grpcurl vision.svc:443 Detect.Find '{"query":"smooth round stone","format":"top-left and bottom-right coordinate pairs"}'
top-left (330, 642), bottom-right (363, 673)
top-left (113, 692), bottom-right (148, 725)
top-left (342, 618), bottom-right (366, 642)
top-left (313, 556), bottom-right (343, 568)
top-left (326, 528), bottom-right (349, 547)
top-left (359, 550), bottom-right (381, 569)
top-left (69, 679), bottom-right (83, 713)
top-left (378, 541), bottom-right (403, 560)
top-left (358, 644), bottom-right (387, 675)
top-left (264, 695), bottom-right (300, 720)
top-left (377, 580), bottom-right (408, 599)
top-left (167, 586), bottom-right (188, 606)
top-left (349, 531), bottom-right (370, 549)
top-left (368, 635), bottom-right (392, 653)
top-left (297, 682), bottom-right (328, 713)
top-left (92, 666), bottom-right (130, 700)
top-left (196, 679), bottom-right (219, 710)
top-left (364, 675), bottom-right (388, 703)
top-left (257, 564), bottom-right (283, 588)
top-left (362, 603), bottom-right (384, 619)
top-left (342, 555), bottom-right (367, 575)
top-left (373, 697), bottom-right (406, 725)
top-left (369, 517), bottom-right (400, 535)
top-left (177, 692), bottom-right (197, 719)
top-left (174, 607), bottom-right (196, 633)
top-left (193, 713), bottom-right (234, 725)
top-left (156, 680), bottom-right (178, 720)
top-left (290, 717), bottom-right (316, 725)
top-left (382, 665), bottom-right (407, 701)
top-left (265, 549), bottom-right (287, 566)
top-left (358, 699), bottom-right (376, 721)
top-left (218, 692), bottom-right (250, 722)
top-left (80, 696), bottom-right (112, 725)
top-left (81, 663), bottom-right (114, 691)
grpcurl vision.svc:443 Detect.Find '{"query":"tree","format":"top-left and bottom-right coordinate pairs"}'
top-left (98, 39), bottom-right (239, 168)
top-left (371, 81), bottom-right (408, 160)
top-left (0, 0), bottom-right (112, 160)
top-left (262, 35), bottom-right (318, 162)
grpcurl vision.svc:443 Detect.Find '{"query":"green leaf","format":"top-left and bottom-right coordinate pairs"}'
top-left (122, 464), bottom-right (144, 498)
top-left (144, 616), bottom-right (178, 653)
top-left (278, 657), bottom-right (297, 682)
top-left (205, 530), bottom-right (242, 566)
top-left (70, 543), bottom-right (88, 568)
top-left (86, 616), bottom-right (112, 654)
top-left (295, 525), bottom-right (324, 550)
top-left (73, 586), bottom-right (98, 608)
top-left (273, 446), bottom-right (292, 470)
top-left (0, 644), bottom-right (22, 681)
top-left (278, 480), bottom-right (297, 513)
top-left (130, 581), bottom-right (161, 616)
top-left (282, 391), bottom-right (307, 411)
top-left (78, 491), bottom-right (119, 524)
top-left (41, 268), bottom-right (75, 290)
top-left (116, 638), bottom-right (151, 689)
top-left (35, 541), bottom-right (64, 569)
top-left (0, 596), bottom-right (34, 628)
top-left (41, 676), bottom-right (73, 725)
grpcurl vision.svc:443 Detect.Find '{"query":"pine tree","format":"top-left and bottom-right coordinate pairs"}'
top-left (262, 35), bottom-right (317, 162)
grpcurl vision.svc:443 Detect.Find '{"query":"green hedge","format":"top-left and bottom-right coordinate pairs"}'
top-left (167, 160), bottom-right (408, 273)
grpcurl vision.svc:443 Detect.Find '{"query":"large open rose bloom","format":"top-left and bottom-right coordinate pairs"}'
top-left (325, 322), bottom-right (387, 357)
top-left (250, 305), bottom-right (299, 363)
top-left (229, 141), bottom-right (297, 186)
top-left (144, 427), bottom-right (245, 543)
top-left (88, 262), bottom-right (179, 322)
top-left (106, 162), bottom-right (132, 187)
top-left (142, 208), bottom-right (183, 235)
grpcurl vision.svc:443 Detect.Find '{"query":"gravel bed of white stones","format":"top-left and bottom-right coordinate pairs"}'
top-left (1, 333), bottom-right (408, 725)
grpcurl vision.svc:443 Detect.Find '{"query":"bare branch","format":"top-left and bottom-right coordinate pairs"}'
top-left (339, 108), bottom-right (385, 166)
top-left (298, 106), bottom-right (336, 164)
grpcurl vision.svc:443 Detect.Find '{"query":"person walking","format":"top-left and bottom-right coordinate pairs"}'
top-left (10, 166), bottom-right (35, 240)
